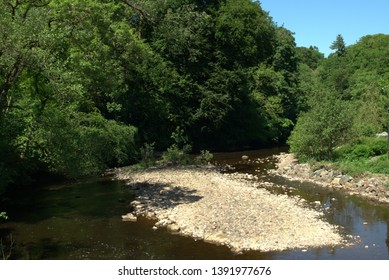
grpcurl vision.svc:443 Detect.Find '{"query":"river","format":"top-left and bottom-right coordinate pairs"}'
top-left (1, 148), bottom-right (388, 259)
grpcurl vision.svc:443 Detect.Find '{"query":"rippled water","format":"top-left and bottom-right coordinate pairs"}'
top-left (1, 148), bottom-right (388, 259)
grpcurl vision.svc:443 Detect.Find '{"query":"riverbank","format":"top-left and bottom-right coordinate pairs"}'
top-left (117, 165), bottom-right (347, 253)
top-left (270, 153), bottom-right (389, 205)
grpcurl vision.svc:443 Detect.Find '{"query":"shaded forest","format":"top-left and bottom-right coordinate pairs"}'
top-left (1, 0), bottom-right (388, 192)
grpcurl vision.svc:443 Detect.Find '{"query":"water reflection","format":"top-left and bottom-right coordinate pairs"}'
top-left (387, 214), bottom-right (389, 255)
top-left (1, 149), bottom-right (389, 259)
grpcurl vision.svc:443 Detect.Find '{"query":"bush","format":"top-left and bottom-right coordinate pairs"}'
top-left (194, 150), bottom-right (214, 164)
top-left (288, 93), bottom-right (354, 161)
top-left (161, 144), bottom-right (192, 165)
top-left (334, 137), bottom-right (387, 161)
top-left (139, 143), bottom-right (156, 168)
top-left (37, 109), bottom-right (137, 178)
top-left (0, 212), bottom-right (8, 221)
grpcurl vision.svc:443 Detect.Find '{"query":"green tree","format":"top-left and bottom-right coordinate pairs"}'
top-left (288, 92), bottom-right (355, 160)
top-left (330, 34), bottom-right (347, 57)
top-left (296, 46), bottom-right (324, 70)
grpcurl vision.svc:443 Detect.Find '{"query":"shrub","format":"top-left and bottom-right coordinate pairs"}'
top-left (194, 150), bottom-right (214, 165)
top-left (334, 137), bottom-right (387, 161)
top-left (0, 212), bottom-right (8, 221)
top-left (139, 142), bottom-right (156, 168)
top-left (288, 93), bottom-right (354, 161)
top-left (161, 144), bottom-right (191, 165)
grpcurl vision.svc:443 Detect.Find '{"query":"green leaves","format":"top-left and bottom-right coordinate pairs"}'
top-left (215, 0), bottom-right (275, 68)
top-left (288, 93), bottom-right (355, 160)
top-left (36, 108), bottom-right (137, 178)
top-left (0, 0), bottom-right (306, 189)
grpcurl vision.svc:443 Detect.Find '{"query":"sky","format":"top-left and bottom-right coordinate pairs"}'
top-left (259, 0), bottom-right (389, 56)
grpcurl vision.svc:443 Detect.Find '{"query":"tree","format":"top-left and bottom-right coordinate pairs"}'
top-left (330, 34), bottom-right (347, 57)
top-left (296, 46), bottom-right (324, 69)
top-left (288, 92), bottom-right (354, 160)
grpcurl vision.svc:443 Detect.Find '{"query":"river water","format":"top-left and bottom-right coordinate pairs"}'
top-left (1, 148), bottom-right (389, 259)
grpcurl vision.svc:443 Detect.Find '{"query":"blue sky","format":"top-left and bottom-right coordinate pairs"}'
top-left (259, 0), bottom-right (389, 56)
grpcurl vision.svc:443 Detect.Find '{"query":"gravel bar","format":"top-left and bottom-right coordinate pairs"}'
top-left (117, 166), bottom-right (346, 253)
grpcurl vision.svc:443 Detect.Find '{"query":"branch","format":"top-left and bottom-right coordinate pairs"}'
top-left (121, 0), bottom-right (154, 22)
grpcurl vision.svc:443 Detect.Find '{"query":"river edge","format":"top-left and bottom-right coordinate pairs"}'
top-left (270, 153), bottom-right (389, 205)
top-left (116, 165), bottom-right (350, 253)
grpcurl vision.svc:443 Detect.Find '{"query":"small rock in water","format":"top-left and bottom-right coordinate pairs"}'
top-left (152, 226), bottom-right (158, 231)
top-left (242, 155), bottom-right (249, 160)
top-left (301, 249), bottom-right (308, 252)
top-left (363, 222), bottom-right (368, 225)
top-left (167, 223), bottom-right (180, 233)
top-left (122, 213), bottom-right (137, 222)
top-left (364, 245), bottom-right (369, 249)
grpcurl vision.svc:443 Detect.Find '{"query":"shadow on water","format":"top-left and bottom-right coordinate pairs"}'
top-left (1, 148), bottom-right (389, 259)
top-left (127, 182), bottom-right (203, 210)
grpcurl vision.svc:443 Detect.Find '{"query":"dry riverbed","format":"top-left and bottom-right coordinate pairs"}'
top-left (117, 165), bottom-right (348, 253)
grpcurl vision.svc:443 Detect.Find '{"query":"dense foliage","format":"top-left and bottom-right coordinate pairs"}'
top-left (1, 0), bottom-right (388, 192)
top-left (289, 34), bottom-right (389, 162)
top-left (0, 0), bottom-right (302, 191)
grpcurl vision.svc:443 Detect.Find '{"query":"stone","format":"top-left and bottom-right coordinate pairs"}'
top-left (332, 177), bottom-right (341, 185)
top-left (167, 223), bottom-right (180, 232)
top-left (242, 155), bottom-right (249, 160)
top-left (122, 213), bottom-right (137, 222)
top-left (375, 132), bottom-right (388, 137)
top-left (340, 175), bottom-right (352, 184)
top-left (131, 200), bottom-right (141, 206)
top-left (344, 182), bottom-right (353, 189)
top-left (146, 212), bottom-right (156, 219)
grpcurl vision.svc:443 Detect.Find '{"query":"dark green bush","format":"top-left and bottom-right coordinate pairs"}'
top-left (334, 137), bottom-right (387, 161)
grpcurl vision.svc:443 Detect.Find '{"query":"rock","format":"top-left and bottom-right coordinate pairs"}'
top-left (376, 132), bottom-right (388, 137)
top-left (167, 223), bottom-right (180, 232)
top-left (131, 200), bottom-right (142, 206)
top-left (313, 169), bottom-right (322, 177)
top-left (340, 175), bottom-right (352, 184)
top-left (152, 226), bottom-right (158, 231)
top-left (146, 212), bottom-right (156, 219)
top-left (344, 182), bottom-right (353, 189)
top-left (242, 155), bottom-right (249, 160)
top-left (332, 177), bottom-right (341, 185)
top-left (122, 213), bottom-right (137, 222)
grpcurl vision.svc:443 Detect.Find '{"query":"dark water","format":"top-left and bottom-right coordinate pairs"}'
top-left (1, 147), bottom-right (389, 259)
